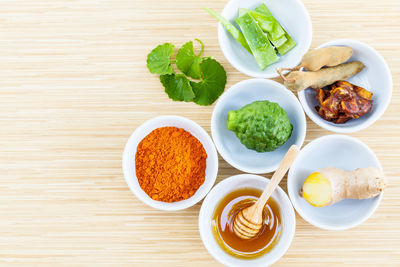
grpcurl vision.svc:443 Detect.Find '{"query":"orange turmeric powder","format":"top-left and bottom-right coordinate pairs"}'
top-left (135, 127), bottom-right (207, 202)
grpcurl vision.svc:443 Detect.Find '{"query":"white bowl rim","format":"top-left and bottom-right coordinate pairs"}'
top-left (122, 115), bottom-right (219, 211)
top-left (298, 39), bottom-right (393, 133)
top-left (211, 78), bottom-right (306, 174)
top-left (199, 174), bottom-right (296, 266)
top-left (218, 0), bottom-right (313, 78)
top-left (287, 134), bottom-right (384, 230)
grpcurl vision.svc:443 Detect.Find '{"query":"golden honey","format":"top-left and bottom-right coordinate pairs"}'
top-left (212, 188), bottom-right (281, 259)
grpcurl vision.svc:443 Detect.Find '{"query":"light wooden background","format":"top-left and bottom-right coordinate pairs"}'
top-left (0, 0), bottom-right (399, 266)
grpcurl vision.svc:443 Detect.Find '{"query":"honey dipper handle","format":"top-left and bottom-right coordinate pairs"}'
top-left (254, 145), bottom-right (300, 215)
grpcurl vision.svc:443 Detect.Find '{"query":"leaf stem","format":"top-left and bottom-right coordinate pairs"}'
top-left (194, 38), bottom-right (204, 57)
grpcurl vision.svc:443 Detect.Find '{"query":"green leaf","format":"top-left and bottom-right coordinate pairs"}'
top-left (176, 39), bottom-right (204, 79)
top-left (160, 74), bottom-right (195, 102)
top-left (190, 58), bottom-right (227, 106)
top-left (147, 43), bottom-right (174, 75)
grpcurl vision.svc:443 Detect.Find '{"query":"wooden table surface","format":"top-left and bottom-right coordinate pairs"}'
top-left (1, 0), bottom-right (399, 266)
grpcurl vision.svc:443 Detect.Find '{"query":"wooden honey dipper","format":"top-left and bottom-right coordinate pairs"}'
top-left (233, 145), bottom-right (299, 239)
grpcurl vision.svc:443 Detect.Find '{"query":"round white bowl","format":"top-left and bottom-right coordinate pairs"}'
top-left (287, 135), bottom-right (384, 230)
top-left (298, 39), bottom-right (392, 133)
top-left (218, 0), bottom-right (312, 78)
top-left (122, 115), bottom-right (219, 211)
top-left (199, 174), bottom-right (296, 267)
top-left (211, 79), bottom-right (306, 174)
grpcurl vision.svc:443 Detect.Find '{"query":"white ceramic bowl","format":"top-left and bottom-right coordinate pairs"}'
top-left (298, 39), bottom-right (392, 133)
top-left (211, 79), bottom-right (306, 174)
top-left (218, 0), bottom-right (312, 78)
top-left (199, 174), bottom-right (296, 267)
top-left (287, 135), bottom-right (383, 230)
top-left (122, 115), bottom-right (218, 211)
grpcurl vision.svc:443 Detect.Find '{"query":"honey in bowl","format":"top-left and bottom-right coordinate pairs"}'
top-left (212, 187), bottom-right (281, 259)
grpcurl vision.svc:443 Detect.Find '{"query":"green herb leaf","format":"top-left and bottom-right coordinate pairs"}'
top-left (147, 43), bottom-right (175, 75)
top-left (190, 58), bottom-right (227, 106)
top-left (176, 39), bottom-right (204, 79)
top-left (160, 74), bottom-right (195, 102)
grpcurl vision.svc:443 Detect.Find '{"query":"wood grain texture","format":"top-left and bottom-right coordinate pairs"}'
top-left (0, 0), bottom-right (399, 266)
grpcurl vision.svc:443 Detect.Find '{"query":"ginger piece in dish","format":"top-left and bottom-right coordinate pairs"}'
top-left (301, 167), bottom-right (386, 207)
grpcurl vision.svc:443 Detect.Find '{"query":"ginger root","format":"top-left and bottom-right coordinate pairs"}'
top-left (301, 167), bottom-right (387, 207)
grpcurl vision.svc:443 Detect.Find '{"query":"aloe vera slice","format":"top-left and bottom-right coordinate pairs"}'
top-left (238, 8), bottom-right (285, 41)
top-left (277, 34), bottom-right (296, 55)
top-left (236, 13), bottom-right (278, 69)
top-left (268, 33), bottom-right (287, 48)
top-left (255, 3), bottom-right (296, 55)
top-left (204, 7), bottom-right (252, 54)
